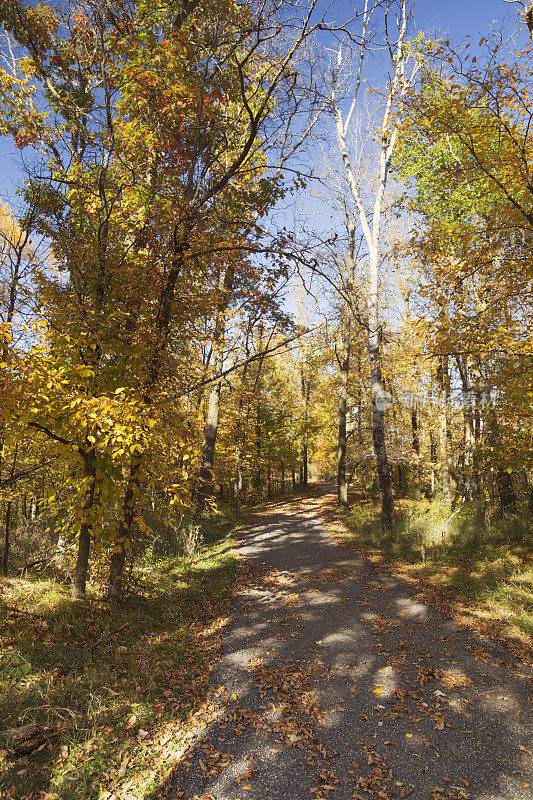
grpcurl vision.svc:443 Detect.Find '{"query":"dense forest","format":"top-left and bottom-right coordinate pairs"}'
top-left (0, 0), bottom-right (532, 798)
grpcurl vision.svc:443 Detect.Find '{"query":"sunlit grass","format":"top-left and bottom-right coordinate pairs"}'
top-left (0, 518), bottom-right (241, 800)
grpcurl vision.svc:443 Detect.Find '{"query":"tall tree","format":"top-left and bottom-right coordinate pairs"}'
top-left (325, 0), bottom-right (418, 535)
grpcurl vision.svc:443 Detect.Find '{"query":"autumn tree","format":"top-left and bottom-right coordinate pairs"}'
top-left (395, 31), bottom-right (533, 519)
top-left (0, 0), bottom-right (345, 600)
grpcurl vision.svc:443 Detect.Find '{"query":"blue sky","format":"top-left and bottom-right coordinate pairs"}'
top-left (326, 0), bottom-right (524, 41)
top-left (1, 141), bottom-right (30, 207)
top-left (412, 0), bottom-right (518, 39)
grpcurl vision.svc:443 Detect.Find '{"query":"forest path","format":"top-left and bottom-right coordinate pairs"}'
top-left (167, 487), bottom-right (532, 800)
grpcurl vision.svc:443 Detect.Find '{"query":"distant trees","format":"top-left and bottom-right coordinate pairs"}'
top-left (297, 13), bottom-right (533, 527)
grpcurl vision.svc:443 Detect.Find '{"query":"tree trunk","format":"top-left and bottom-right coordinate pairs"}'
top-left (330, 2), bottom-right (410, 537)
top-left (356, 377), bottom-right (366, 500)
top-left (430, 430), bottom-right (437, 498)
top-left (234, 450), bottom-right (244, 513)
top-left (456, 357), bottom-right (484, 533)
top-left (107, 234), bottom-right (190, 603)
top-left (359, 465), bottom-right (367, 500)
top-left (486, 416), bottom-right (517, 514)
top-left (301, 373), bottom-right (310, 488)
top-left (337, 323), bottom-right (350, 509)
top-left (302, 439), bottom-right (308, 487)
top-left (55, 531), bottom-right (68, 571)
top-left (496, 469), bottom-right (517, 514)
top-left (464, 406), bottom-right (485, 536)
top-left (2, 445), bottom-right (19, 576)
top-left (396, 463), bottom-right (403, 497)
top-left (71, 448), bottom-right (96, 600)
top-left (368, 249), bottom-right (395, 537)
top-left (196, 266), bottom-right (235, 517)
top-left (255, 404), bottom-right (262, 493)
top-left (411, 405), bottom-right (420, 500)
top-left (2, 501), bottom-right (12, 576)
top-left (196, 376), bottom-right (222, 517)
top-left (71, 525), bottom-right (91, 600)
top-left (370, 369), bottom-right (394, 533)
top-left (108, 457), bottom-right (141, 605)
top-left (233, 368), bottom-right (248, 513)
top-left (4, 724), bottom-right (58, 756)
top-left (436, 356), bottom-right (451, 503)
top-left (471, 443), bottom-right (485, 533)
top-left (234, 334), bottom-right (268, 511)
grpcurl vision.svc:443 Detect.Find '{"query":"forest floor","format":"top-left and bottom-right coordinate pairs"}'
top-left (0, 515), bottom-right (243, 800)
top-left (164, 486), bottom-right (532, 800)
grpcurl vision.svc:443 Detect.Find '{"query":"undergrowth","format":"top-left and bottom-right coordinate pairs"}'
top-left (0, 515), bottom-right (241, 800)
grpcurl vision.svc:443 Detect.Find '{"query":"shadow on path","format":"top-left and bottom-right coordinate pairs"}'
top-left (165, 490), bottom-right (533, 800)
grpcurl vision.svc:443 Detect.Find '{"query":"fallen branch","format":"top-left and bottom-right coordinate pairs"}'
top-left (18, 558), bottom-right (48, 577)
top-left (89, 617), bottom-right (140, 655)
top-left (2, 724), bottom-right (59, 756)
top-left (444, 497), bottom-right (466, 527)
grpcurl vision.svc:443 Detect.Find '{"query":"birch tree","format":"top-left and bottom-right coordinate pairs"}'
top-left (326, 0), bottom-right (418, 534)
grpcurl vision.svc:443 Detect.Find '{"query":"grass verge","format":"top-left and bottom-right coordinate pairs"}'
top-left (0, 516), bottom-right (243, 800)
top-left (321, 494), bottom-right (533, 663)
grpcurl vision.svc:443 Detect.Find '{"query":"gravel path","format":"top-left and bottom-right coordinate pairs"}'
top-left (167, 491), bottom-right (533, 800)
